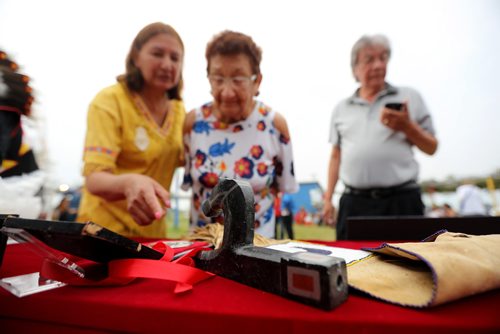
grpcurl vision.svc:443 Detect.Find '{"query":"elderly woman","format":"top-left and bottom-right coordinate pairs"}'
top-left (77, 22), bottom-right (185, 238)
top-left (182, 30), bottom-right (298, 238)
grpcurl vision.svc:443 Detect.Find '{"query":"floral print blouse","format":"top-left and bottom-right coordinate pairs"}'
top-left (182, 100), bottom-right (298, 238)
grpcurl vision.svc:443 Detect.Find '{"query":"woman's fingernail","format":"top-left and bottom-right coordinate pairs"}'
top-left (165, 200), bottom-right (171, 208)
top-left (154, 211), bottom-right (163, 220)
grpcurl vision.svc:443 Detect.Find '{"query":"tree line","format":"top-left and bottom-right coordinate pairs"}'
top-left (421, 168), bottom-right (500, 193)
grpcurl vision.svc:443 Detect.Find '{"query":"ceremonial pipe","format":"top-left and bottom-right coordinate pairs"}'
top-left (195, 178), bottom-right (348, 310)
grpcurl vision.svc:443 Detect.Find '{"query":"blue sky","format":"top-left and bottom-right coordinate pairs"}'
top-left (1, 0), bottom-right (499, 190)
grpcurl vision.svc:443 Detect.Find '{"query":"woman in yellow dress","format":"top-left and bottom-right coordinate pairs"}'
top-left (77, 22), bottom-right (185, 238)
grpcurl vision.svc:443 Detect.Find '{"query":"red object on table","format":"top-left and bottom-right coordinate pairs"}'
top-left (1, 240), bottom-right (499, 334)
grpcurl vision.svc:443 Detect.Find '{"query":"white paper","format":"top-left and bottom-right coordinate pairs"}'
top-left (266, 241), bottom-right (370, 264)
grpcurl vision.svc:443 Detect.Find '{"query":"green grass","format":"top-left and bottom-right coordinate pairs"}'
top-left (292, 224), bottom-right (336, 241)
top-left (165, 211), bottom-right (190, 239)
top-left (166, 211), bottom-right (336, 241)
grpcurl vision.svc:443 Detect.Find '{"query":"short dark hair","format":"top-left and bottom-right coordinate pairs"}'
top-left (205, 30), bottom-right (262, 75)
top-left (118, 22), bottom-right (184, 100)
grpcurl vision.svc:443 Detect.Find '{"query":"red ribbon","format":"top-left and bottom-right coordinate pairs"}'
top-left (40, 242), bottom-right (214, 293)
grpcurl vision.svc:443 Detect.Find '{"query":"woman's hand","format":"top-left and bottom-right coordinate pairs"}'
top-left (86, 172), bottom-right (171, 226)
top-left (123, 174), bottom-right (171, 226)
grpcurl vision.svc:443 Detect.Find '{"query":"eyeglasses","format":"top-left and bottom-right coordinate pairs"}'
top-left (208, 74), bottom-right (257, 89)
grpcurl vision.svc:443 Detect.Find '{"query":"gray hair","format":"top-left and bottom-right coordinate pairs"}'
top-left (350, 34), bottom-right (391, 73)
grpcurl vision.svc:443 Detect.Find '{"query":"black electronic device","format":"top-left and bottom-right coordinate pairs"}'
top-left (385, 102), bottom-right (404, 111)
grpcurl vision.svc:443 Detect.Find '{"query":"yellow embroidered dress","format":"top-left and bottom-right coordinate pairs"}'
top-left (77, 82), bottom-right (185, 238)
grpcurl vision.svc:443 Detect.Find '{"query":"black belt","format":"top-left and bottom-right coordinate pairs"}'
top-left (343, 181), bottom-right (419, 199)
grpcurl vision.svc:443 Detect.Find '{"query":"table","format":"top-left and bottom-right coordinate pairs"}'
top-left (1, 240), bottom-right (499, 334)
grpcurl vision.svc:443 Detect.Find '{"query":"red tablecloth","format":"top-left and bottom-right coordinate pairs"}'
top-left (1, 240), bottom-right (499, 334)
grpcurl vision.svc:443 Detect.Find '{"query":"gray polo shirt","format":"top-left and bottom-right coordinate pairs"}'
top-left (329, 83), bottom-right (436, 188)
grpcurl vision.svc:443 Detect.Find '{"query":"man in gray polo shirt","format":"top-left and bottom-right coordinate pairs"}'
top-left (323, 34), bottom-right (438, 240)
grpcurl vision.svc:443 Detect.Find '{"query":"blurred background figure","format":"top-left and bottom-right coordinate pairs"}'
top-left (0, 49), bottom-right (46, 219)
top-left (294, 207), bottom-right (308, 225)
top-left (427, 203), bottom-right (456, 218)
top-left (456, 181), bottom-right (488, 216)
top-left (0, 50), bottom-right (37, 177)
top-left (274, 192), bottom-right (283, 239)
top-left (280, 192), bottom-right (295, 239)
top-left (442, 203), bottom-right (457, 217)
top-left (52, 196), bottom-right (72, 221)
top-left (77, 22), bottom-right (186, 238)
top-left (182, 30), bottom-right (298, 238)
top-left (52, 187), bottom-right (81, 221)
top-left (66, 186), bottom-right (82, 221)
